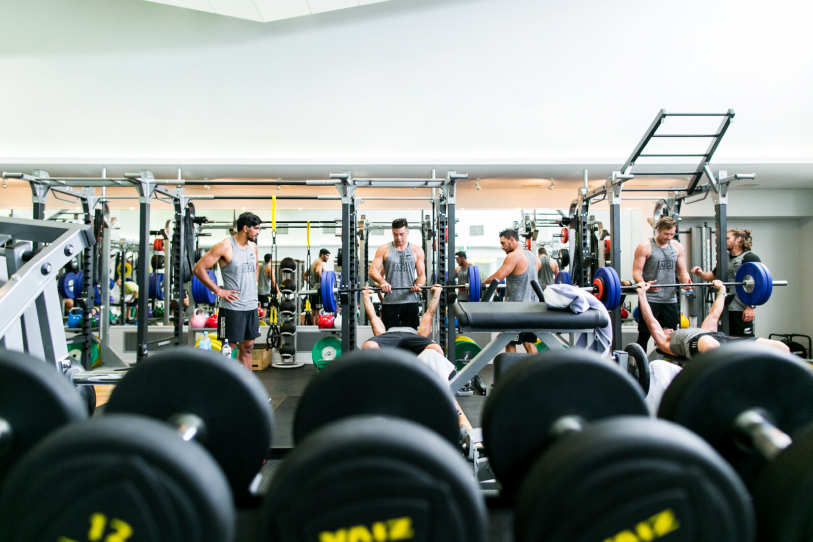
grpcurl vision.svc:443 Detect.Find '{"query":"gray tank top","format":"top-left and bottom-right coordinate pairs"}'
top-left (309, 262), bottom-right (322, 291)
top-left (537, 255), bottom-right (555, 288)
top-left (641, 238), bottom-right (678, 303)
top-left (505, 249), bottom-right (539, 302)
top-left (258, 263), bottom-right (272, 295)
top-left (382, 242), bottom-right (420, 305)
top-left (456, 265), bottom-right (469, 302)
top-left (727, 252), bottom-right (749, 312)
top-left (219, 237), bottom-right (258, 311)
top-left (668, 328), bottom-right (709, 358)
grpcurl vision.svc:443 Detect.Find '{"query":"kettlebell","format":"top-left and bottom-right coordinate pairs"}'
top-left (317, 311), bottom-right (334, 330)
top-left (67, 308), bottom-right (83, 328)
top-left (620, 308), bottom-right (629, 320)
top-left (155, 305), bottom-right (164, 318)
top-left (258, 307), bottom-right (266, 318)
top-left (206, 313), bottom-right (219, 329)
top-left (190, 308), bottom-right (208, 329)
top-left (333, 313), bottom-right (342, 330)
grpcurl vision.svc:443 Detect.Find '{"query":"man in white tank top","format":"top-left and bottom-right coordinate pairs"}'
top-left (481, 229), bottom-right (542, 354)
top-left (369, 218), bottom-right (426, 330)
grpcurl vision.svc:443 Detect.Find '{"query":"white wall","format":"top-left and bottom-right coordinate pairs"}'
top-left (2, 0), bottom-right (813, 164)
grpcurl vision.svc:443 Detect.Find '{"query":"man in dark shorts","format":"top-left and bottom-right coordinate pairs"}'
top-left (691, 228), bottom-right (760, 337)
top-left (192, 212), bottom-right (262, 371)
top-left (361, 284), bottom-right (454, 381)
top-left (257, 253), bottom-right (277, 310)
top-left (481, 229), bottom-right (541, 354)
top-left (305, 248), bottom-right (331, 324)
top-left (632, 216), bottom-right (693, 351)
top-left (636, 280), bottom-right (788, 360)
top-left (369, 218), bottom-right (426, 330)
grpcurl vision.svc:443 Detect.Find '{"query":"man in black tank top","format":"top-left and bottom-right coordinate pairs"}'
top-left (632, 217), bottom-right (692, 351)
top-left (691, 229), bottom-right (760, 338)
top-left (636, 281), bottom-right (788, 359)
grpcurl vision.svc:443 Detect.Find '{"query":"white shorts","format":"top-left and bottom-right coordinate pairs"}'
top-left (417, 349), bottom-right (456, 383)
top-left (645, 360), bottom-right (683, 414)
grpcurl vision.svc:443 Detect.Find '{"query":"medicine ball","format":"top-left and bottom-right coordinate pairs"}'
top-left (280, 258), bottom-right (297, 271)
top-left (280, 279), bottom-right (297, 294)
top-left (279, 299), bottom-right (297, 315)
top-left (280, 321), bottom-right (297, 336)
top-left (151, 255), bottom-right (164, 270)
top-left (280, 343), bottom-right (296, 357)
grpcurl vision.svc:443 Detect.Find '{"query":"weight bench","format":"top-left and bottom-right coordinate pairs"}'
top-left (449, 301), bottom-right (609, 394)
top-left (655, 348), bottom-right (689, 367)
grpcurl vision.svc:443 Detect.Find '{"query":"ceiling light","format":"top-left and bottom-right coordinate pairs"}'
top-left (475, 179), bottom-right (481, 190)
top-left (549, 179), bottom-right (556, 190)
top-left (1, 181), bottom-right (6, 189)
top-left (130, 207), bottom-right (134, 210)
top-left (242, 207), bottom-right (246, 210)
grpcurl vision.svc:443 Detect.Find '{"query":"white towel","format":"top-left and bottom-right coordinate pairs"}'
top-left (543, 284), bottom-right (613, 355)
top-left (417, 349), bottom-right (457, 383)
top-left (645, 360), bottom-right (683, 415)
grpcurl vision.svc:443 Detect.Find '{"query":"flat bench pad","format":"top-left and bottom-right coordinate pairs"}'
top-left (453, 302), bottom-right (609, 331)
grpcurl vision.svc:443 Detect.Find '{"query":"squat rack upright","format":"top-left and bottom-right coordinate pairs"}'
top-left (569, 109), bottom-right (753, 348)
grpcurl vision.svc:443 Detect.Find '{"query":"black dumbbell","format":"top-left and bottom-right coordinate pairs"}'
top-left (658, 343), bottom-right (813, 542)
top-left (259, 349), bottom-right (487, 542)
top-left (483, 349), bottom-right (754, 542)
top-left (0, 350), bottom-right (88, 483)
top-left (0, 348), bottom-right (274, 542)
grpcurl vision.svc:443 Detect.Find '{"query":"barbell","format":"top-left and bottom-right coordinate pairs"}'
top-left (293, 261), bottom-right (784, 314)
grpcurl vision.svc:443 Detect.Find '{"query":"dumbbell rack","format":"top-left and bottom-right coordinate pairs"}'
top-left (274, 261), bottom-right (304, 369)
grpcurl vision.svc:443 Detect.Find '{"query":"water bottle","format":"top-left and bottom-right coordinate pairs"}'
top-left (221, 339), bottom-right (232, 358)
top-left (199, 334), bottom-right (211, 351)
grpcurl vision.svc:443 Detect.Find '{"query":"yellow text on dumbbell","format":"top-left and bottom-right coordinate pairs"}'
top-left (57, 513), bottom-right (133, 542)
top-left (602, 508), bottom-right (679, 542)
top-left (319, 516), bottom-right (414, 542)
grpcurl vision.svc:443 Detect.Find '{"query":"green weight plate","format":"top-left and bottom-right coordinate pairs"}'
top-left (455, 341), bottom-right (482, 371)
top-left (658, 343), bottom-right (813, 488)
top-left (0, 415), bottom-right (234, 542)
top-left (104, 348), bottom-right (274, 495)
top-left (515, 417), bottom-right (753, 542)
top-left (0, 349), bottom-right (88, 482)
top-left (482, 349), bottom-right (648, 494)
top-left (312, 336), bottom-right (342, 371)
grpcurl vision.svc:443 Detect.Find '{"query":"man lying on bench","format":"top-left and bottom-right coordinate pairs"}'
top-left (637, 280), bottom-right (789, 360)
top-left (360, 284), bottom-right (455, 381)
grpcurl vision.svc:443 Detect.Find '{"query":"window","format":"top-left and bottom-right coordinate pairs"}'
top-left (470, 225), bottom-right (484, 236)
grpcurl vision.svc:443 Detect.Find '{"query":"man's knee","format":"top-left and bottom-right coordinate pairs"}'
top-left (240, 340), bottom-right (255, 353)
top-left (362, 341), bottom-right (379, 349)
top-left (758, 338), bottom-right (790, 353)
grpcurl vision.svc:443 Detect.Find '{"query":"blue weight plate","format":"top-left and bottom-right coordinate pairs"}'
top-left (58, 272), bottom-right (76, 299)
top-left (467, 266), bottom-right (477, 303)
top-left (736, 261), bottom-right (770, 306)
top-left (205, 270), bottom-right (217, 304)
top-left (74, 272), bottom-right (84, 296)
top-left (322, 270), bottom-right (337, 313)
top-left (759, 262), bottom-right (773, 305)
top-left (595, 267), bottom-right (621, 311)
top-left (472, 265), bottom-right (481, 302)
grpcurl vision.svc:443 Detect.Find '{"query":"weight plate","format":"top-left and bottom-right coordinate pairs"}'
top-left (455, 341), bottom-right (482, 371)
top-left (0, 349), bottom-right (88, 482)
top-left (312, 336), bottom-right (342, 371)
top-left (74, 271), bottom-right (84, 297)
top-left (467, 265), bottom-right (478, 303)
top-left (58, 272), bottom-right (76, 299)
top-left (558, 248), bottom-right (570, 269)
top-left (658, 343), bottom-right (813, 488)
top-left (0, 415), bottom-right (234, 542)
top-left (105, 348), bottom-right (274, 495)
top-left (205, 270), bottom-right (217, 304)
top-left (482, 349), bottom-right (648, 494)
top-left (455, 335), bottom-right (476, 344)
top-left (753, 422), bottom-right (813, 542)
top-left (471, 265), bottom-right (481, 302)
top-left (624, 343), bottom-right (651, 396)
top-left (195, 247), bottom-right (206, 263)
top-left (560, 227), bottom-right (569, 244)
top-left (260, 417), bottom-right (488, 542)
top-left (515, 417), bottom-right (753, 542)
top-left (322, 270), bottom-right (338, 313)
top-left (554, 271), bottom-right (571, 285)
top-left (736, 261), bottom-right (771, 306)
top-left (294, 349), bottom-right (460, 447)
top-left (594, 267), bottom-right (621, 311)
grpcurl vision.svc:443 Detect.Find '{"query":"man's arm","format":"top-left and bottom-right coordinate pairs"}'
top-left (369, 245), bottom-right (391, 293)
top-left (690, 267), bottom-right (716, 281)
top-left (700, 281), bottom-right (727, 332)
top-left (550, 258), bottom-right (559, 275)
top-left (418, 285), bottom-right (443, 337)
top-left (636, 282), bottom-right (672, 353)
top-left (192, 240), bottom-right (239, 303)
top-left (254, 244), bottom-right (260, 282)
top-left (483, 252), bottom-right (519, 284)
top-left (412, 246), bottom-right (426, 292)
top-left (361, 287), bottom-right (386, 336)
top-left (632, 243), bottom-right (649, 284)
top-left (674, 243), bottom-right (693, 288)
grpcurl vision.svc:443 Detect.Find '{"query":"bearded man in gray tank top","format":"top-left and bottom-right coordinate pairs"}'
top-left (632, 217), bottom-right (692, 351)
top-left (482, 229), bottom-right (542, 354)
top-left (369, 218), bottom-right (426, 330)
top-left (454, 251), bottom-right (470, 302)
top-left (691, 229), bottom-right (760, 338)
top-left (536, 246), bottom-right (558, 289)
top-left (193, 212), bottom-right (262, 371)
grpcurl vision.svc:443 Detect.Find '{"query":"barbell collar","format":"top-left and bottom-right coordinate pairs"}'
top-left (733, 409), bottom-right (791, 461)
top-left (168, 412), bottom-right (208, 443)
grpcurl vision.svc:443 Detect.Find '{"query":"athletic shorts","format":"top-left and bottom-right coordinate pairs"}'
top-left (728, 311), bottom-right (755, 338)
top-left (309, 292), bottom-right (322, 311)
top-left (258, 294), bottom-right (272, 309)
top-left (217, 308), bottom-right (261, 345)
top-left (366, 331), bottom-right (436, 355)
top-left (688, 331), bottom-right (755, 358)
top-left (510, 332), bottom-right (537, 345)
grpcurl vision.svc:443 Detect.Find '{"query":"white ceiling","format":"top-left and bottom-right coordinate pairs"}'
top-left (141, 0), bottom-right (393, 22)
